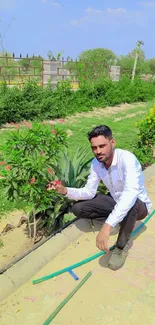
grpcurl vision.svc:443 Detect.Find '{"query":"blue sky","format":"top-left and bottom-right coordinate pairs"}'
top-left (0, 0), bottom-right (155, 59)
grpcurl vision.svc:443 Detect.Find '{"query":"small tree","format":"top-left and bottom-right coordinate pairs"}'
top-left (0, 123), bottom-right (67, 242)
top-left (78, 48), bottom-right (116, 64)
top-left (66, 48), bottom-right (116, 83)
top-left (133, 107), bottom-right (155, 167)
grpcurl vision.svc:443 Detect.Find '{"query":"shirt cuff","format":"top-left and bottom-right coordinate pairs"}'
top-left (64, 187), bottom-right (70, 197)
top-left (105, 218), bottom-right (118, 228)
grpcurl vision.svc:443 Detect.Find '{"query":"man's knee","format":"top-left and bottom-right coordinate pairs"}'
top-left (134, 198), bottom-right (147, 220)
top-left (71, 200), bottom-right (93, 219)
top-left (71, 201), bottom-right (83, 218)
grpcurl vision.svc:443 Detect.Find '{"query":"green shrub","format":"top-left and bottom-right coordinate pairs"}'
top-left (1, 77), bottom-right (155, 126)
top-left (133, 107), bottom-right (155, 167)
top-left (40, 82), bottom-right (74, 119)
top-left (0, 123), bottom-right (67, 240)
top-left (22, 81), bottom-right (43, 101)
top-left (0, 82), bottom-right (43, 124)
top-left (0, 86), bottom-right (23, 124)
top-left (0, 131), bottom-right (95, 240)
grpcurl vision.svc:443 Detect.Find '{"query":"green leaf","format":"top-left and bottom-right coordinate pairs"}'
top-left (54, 201), bottom-right (63, 218)
top-left (12, 182), bottom-right (18, 189)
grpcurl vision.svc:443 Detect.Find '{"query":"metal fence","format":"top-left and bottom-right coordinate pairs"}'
top-left (0, 54), bottom-right (43, 87)
top-left (0, 53), bottom-right (121, 89)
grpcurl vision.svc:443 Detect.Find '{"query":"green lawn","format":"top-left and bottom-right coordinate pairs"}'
top-left (55, 101), bottom-right (153, 156)
top-left (0, 101), bottom-right (153, 217)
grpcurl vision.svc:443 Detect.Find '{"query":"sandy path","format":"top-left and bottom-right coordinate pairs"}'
top-left (0, 175), bottom-right (155, 325)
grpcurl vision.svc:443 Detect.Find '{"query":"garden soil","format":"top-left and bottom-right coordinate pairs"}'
top-left (0, 210), bottom-right (33, 270)
top-left (0, 175), bottom-right (155, 325)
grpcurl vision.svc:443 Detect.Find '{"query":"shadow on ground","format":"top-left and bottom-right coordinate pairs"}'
top-left (74, 217), bottom-right (147, 270)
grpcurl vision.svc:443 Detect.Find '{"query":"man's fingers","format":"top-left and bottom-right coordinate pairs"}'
top-left (96, 239), bottom-right (100, 250)
top-left (46, 182), bottom-right (61, 191)
top-left (96, 239), bottom-right (109, 253)
top-left (96, 236), bottom-right (103, 251)
top-left (104, 244), bottom-right (109, 253)
top-left (47, 184), bottom-right (56, 190)
top-left (96, 240), bottom-right (104, 251)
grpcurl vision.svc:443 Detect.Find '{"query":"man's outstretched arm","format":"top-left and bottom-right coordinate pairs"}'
top-left (47, 160), bottom-right (100, 201)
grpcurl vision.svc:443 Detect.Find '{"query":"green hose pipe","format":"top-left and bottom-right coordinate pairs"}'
top-left (33, 209), bottom-right (155, 285)
top-left (42, 271), bottom-right (92, 325)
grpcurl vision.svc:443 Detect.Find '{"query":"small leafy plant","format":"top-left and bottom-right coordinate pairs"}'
top-left (52, 146), bottom-right (92, 187)
top-left (133, 106), bottom-right (155, 167)
top-left (0, 123), bottom-right (67, 242)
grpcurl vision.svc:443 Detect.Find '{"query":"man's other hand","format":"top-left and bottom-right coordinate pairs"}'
top-left (96, 223), bottom-right (112, 253)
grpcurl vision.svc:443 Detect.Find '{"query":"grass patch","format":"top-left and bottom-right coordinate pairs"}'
top-left (0, 101), bottom-right (153, 216)
top-left (63, 213), bottom-right (75, 224)
top-left (0, 185), bottom-right (28, 218)
top-left (57, 101), bottom-right (153, 155)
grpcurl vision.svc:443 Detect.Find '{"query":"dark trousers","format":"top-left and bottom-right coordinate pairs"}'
top-left (71, 194), bottom-right (147, 249)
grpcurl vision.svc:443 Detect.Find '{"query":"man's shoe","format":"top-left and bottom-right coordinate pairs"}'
top-left (108, 246), bottom-right (128, 270)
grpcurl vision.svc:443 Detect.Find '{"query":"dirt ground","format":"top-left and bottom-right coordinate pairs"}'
top-left (65, 102), bottom-right (146, 119)
top-left (0, 175), bottom-right (155, 325)
top-left (0, 211), bottom-right (33, 270)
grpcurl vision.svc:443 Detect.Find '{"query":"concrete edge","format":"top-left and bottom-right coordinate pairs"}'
top-left (143, 163), bottom-right (155, 181)
top-left (0, 164), bottom-right (154, 303)
top-left (0, 218), bottom-right (92, 302)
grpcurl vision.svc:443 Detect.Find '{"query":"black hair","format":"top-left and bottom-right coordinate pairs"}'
top-left (88, 125), bottom-right (113, 141)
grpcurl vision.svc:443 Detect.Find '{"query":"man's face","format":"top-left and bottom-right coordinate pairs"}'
top-left (90, 135), bottom-right (115, 163)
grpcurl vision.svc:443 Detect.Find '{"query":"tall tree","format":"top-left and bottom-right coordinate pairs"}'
top-left (78, 48), bottom-right (116, 64)
top-left (117, 54), bottom-right (150, 76)
top-left (67, 48), bottom-right (115, 82)
top-left (128, 48), bottom-right (145, 61)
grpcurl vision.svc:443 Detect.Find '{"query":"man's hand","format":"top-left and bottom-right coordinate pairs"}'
top-left (96, 223), bottom-right (112, 253)
top-left (46, 181), bottom-right (67, 195)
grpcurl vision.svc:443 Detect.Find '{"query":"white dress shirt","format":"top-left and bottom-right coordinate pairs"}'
top-left (66, 148), bottom-right (152, 227)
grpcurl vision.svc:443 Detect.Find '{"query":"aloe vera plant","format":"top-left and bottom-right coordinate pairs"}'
top-left (52, 146), bottom-right (93, 188)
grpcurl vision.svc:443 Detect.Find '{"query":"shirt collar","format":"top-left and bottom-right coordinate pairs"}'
top-left (111, 149), bottom-right (117, 166)
top-left (100, 149), bottom-right (117, 169)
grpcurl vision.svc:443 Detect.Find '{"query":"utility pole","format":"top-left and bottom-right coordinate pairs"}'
top-left (131, 40), bottom-right (144, 81)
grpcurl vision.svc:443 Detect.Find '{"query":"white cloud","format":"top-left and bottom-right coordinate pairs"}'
top-left (70, 7), bottom-right (106, 27)
top-left (139, 1), bottom-right (155, 7)
top-left (41, 0), bottom-right (62, 7)
top-left (107, 8), bottom-right (127, 14)
top-left (70, 7), bottom-right (141, 27)
top-left (86, 7), bottom-right (103, 14)
top-left (51, 1), bottom-right (62, 7)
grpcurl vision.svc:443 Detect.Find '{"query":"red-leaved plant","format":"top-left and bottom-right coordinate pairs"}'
top-left (0, 122), bottom-right (67, 242)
